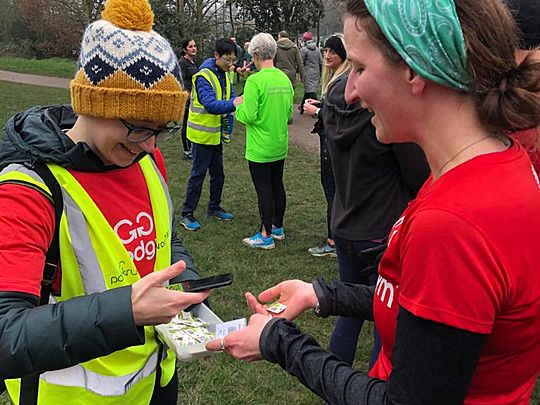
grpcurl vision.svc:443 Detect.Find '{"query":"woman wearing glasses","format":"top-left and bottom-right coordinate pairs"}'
top-left (0, 1), bottom-right (210, 404)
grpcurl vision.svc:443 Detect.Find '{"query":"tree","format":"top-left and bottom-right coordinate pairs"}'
top-left (233, 0), bottom-right (324, 39)
top-left (15, 0), bottom-right (85, 58)
top-left (0, 0), bottom-right (241, 60)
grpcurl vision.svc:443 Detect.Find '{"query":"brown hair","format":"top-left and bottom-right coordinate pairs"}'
top-left (345, 0), bottom-right (540, 133)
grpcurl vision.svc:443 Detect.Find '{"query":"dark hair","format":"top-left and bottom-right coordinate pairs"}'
top-left (180, 38), bottom-right (195, 56)
top-left (215, 38), bottom-right (237, 57)
top-left (181, 38), bottom-right (195, 50)
top-left (345, 0), bottom-right (540, 133)
top-left (278, 31), bottom-right (289, 39)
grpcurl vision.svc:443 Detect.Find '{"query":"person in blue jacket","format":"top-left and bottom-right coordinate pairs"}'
top-left (180, 38), bottom-right (243, 231)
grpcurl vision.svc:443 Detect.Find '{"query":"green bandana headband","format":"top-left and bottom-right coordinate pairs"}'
top-left (364, 0), bottom-right (471, 91)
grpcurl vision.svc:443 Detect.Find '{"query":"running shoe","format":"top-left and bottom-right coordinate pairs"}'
top-left (180, 213), bottom-right (200, 231)
top-left (242, 232), bottom-right (275, 250)
top-left (308, 243), bottom-right (337, 257)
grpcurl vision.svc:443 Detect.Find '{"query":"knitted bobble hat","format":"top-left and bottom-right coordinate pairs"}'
top-left (302, 32), bottom-right (314, 42)
top-left (70, 0), bottom-right (188, 123)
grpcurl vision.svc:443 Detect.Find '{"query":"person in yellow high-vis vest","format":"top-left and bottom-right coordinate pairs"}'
top-left (180, 38), bottom-right (243, 231)
top-left (0, 1), bottom-right (211, 404)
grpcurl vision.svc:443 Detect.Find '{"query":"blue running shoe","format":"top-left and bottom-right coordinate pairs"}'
top-left (180, 213), bottom-right (200, 231)
top-left (207, 208), bottom-right (234, 221)
top-left (242, 232), bottom-right (275, 250)
top-left (308, 243), bottom-right (337, 257)
top-left (271, 226), bottom-right (285, 240)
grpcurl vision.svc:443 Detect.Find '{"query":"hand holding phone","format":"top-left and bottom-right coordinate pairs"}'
top-left (168, 273), bottom-right (233, 292)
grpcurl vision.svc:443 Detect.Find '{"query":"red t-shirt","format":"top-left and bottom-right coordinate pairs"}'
top-left (0, 151), bottom-right (168, 297)
top-left (370, 142), bottom-right (540, 404)
top-left (512, 128), bottom-right (539, 173)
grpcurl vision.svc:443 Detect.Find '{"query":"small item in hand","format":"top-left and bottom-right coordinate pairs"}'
top-left (215, 318), bottom-right (247, 338)
top-left (265, 301), bottom-right (287, 314)
top-left (221, 115), bottom-right (232, 143)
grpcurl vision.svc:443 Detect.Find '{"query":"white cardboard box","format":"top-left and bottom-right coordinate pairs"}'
top-left (156, 304), bottom-right (222, 362)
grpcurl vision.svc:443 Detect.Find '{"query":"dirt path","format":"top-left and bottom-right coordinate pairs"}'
top-left (0, 69), bottom-right (71, 89)
top-left (0, 69), bottom-right (319, 154)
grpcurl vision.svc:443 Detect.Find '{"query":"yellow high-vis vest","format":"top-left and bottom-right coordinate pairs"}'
top-left (187, 67), bottom-right (231, 145)
top-left (0, 156), bottom-right (176, 405)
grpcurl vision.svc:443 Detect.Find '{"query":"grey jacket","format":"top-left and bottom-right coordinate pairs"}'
top-left (0, 105), bottom-right (198, 380)
top-left (300, 41), bottom-right (322, 93)
top-left (274, 38), bottom-right (305, 84)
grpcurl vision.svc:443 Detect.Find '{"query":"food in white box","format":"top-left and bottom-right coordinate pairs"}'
top-left (163, 312), bottom-right (215, 347)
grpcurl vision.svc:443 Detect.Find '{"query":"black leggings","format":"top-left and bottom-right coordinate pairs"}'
top-left (319, 132), bottom-right (335, 240)
top-left (248, 159), bottom-right (286, 235)
top-left (180, 102), bottom-right (192, 152)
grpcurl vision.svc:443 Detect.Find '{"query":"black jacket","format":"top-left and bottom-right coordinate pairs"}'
top-left (0, 105), bottom-right (198, 379)
top-left (178, 56), bottom-right (198, 93)
top-left (320, 75), bottom-right (429, 241)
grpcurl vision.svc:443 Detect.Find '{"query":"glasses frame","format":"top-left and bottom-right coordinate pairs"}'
top-left (220, 55), bottom-right (237, 64)
top-left (120, 119), bottom-right (180, 143)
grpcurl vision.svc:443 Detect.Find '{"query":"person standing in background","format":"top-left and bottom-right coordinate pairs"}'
top-left (180, 38), bottom-right (241, 231)
top-left (236, 41), bottom-right (255, 78)
top-left (299, 32), bottom-right (322, 114)
top-left (178, 38), bottom-right (199, 160)
top-left (235, 33), bottom-right (294, 250)
top-left (274, 31), bottom-right (305, 86)
top-left (231, 36), bottom-right (244, 84)
top-left (305, 35), bottom-right (346, 258)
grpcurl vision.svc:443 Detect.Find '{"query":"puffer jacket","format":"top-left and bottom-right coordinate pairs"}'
top-left (274, 38), bottom-right (305, 84)
top-left (300, 40), bottom-right (322, 93)
top-left (0, 105), bottom-right (199, 380)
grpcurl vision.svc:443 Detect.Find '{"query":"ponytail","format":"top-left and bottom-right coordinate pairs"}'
top-left (476, 53), bottom-right (540, 132)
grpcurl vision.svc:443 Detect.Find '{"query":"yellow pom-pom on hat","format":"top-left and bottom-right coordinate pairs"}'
top-left (101, 0), bottom-right (154, 32)
top-left (70, 0), bottom-right (187, 123)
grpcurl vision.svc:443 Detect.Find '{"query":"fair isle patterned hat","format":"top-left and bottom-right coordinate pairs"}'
top-left (70, 0), bottom-right (188, 122)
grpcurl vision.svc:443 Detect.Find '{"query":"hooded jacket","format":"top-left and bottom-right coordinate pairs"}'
top-left (0, 105), bottom-right (198, 380)
top-left (319, 75), bottom-right (430, 240)
top-left (274, 38), bottom-right (305, 84)
top-left (300, 40), bottom-right (322, 93)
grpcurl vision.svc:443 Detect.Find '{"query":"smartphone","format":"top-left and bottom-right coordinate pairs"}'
top-left (168, 273), bottom-right (233, 292)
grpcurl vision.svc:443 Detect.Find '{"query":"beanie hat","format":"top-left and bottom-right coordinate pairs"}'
top-left (324, 36), bottom-right (347, 62)
top-left (70, 0), bottom-right (188, 122)
top-left (302, 32), bottom-right (314, 42)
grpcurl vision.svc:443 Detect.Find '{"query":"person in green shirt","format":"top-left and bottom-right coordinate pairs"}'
top-left (235, 32), bottom-right (294, 250)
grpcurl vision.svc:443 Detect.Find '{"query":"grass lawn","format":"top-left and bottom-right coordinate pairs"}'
top-left (0, 77), bottom-right (539, 405)
top-left (0, 57), bottom-right (77, 78)
top-left (0, 81), bottom-right (70, 125)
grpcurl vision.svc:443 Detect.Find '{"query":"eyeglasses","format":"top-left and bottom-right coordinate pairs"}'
top-left (220, 55), bottom-right (236, 64)
top-left (120, 119), bottom-right (180, 143)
